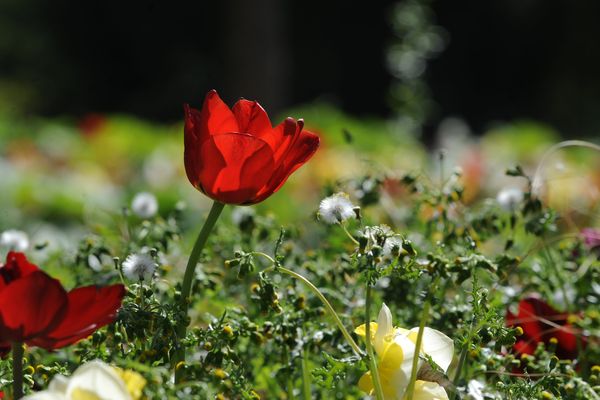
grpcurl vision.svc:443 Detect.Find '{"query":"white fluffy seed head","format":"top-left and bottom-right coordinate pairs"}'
top-left (0, 230), bottom-right (30, 251)
top-left (383, 236), bottom-right (403, 256)
top-left (318, 193), bottom-right (356, 224)
top-left (496, 188), bottom-right (524, 211)
top-left (122, 253), bottom-right (157, 282)
top-left (131, 192), bottom-right (158, 219)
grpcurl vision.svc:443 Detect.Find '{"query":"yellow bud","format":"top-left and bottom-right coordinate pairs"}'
top-left (175, 361), bottom-right (186, 371)
top-left (213, 368), bottom-right (228, 380)
top-left (223, 325), bottom-right (234, 337)
top-left (541, 390), bottom-right (553, 399)
top-left (250, 283), bottom-right (260, 293)
top-left (24, 366), bottom-right (35, 375)
top-left (566, 315), bottom-right (578, 325)
top-left (549, 337), bottom-right (558, 345)
top-left (515, 326), bottom-right (524, 336)
top-left (591, 365), bottom-right (600, 373)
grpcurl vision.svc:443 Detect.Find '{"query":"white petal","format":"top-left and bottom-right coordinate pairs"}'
top-left (413, 381), bottom-right (449, 400)
top-left (410, 327), bottom-right (454, 372)
top-left (66, 360), bottom-right (131, 400)
top-left (48, 375), bottom-right (69, 394)
top-left (21, 392), bottom-right (66, 400)
top-left (392, 333), bottom-right (419, 398)
top-left (22, 375), bottom-right (68, 400)
top-left (374, 303), bottom-right (394, 354)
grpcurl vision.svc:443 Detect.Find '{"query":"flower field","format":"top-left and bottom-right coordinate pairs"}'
top-left (0, 92), bottom-right (599, 400)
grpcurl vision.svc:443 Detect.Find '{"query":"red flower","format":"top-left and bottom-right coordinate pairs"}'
top-left (184, 90), bottom-right (320, 205)
top-left (0, 252), bottom-right (124, 353)
top-left (506, 296), bottom-right (582, 359)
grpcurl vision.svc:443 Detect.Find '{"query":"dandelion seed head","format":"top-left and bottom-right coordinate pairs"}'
top-left (318, 193), bottom-right (355, 224)
top-left (122, 253), bottom-right (157, 282)
top-left (383, 236), bottom-right (403, 256)
top-left (496, 187), bottom-right (524, 211)
top-left (131, 192), bottom-right (158, 219)
top-left (0, 230), bottom-right (30, 252)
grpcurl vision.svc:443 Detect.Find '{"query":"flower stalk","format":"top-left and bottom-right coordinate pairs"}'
top-left (365, 284), bottom-right (385, 400)
top-left (405, 277), bottom-right (439, 400)
top-left (261, 262), bottom-right (363, 357)
top-left (12, 342), bottom-right (23, 399)
top-left (175, 200), bottom-right (225, 381)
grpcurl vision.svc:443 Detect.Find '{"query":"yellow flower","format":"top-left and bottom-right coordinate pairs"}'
top-left (355, 303), bottom-right (454, 400)
top-left (22, 360), bottom-right (146, 400)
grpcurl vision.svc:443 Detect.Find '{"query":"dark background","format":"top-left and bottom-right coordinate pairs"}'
top-left (2, 0), bottom-right (600, 140)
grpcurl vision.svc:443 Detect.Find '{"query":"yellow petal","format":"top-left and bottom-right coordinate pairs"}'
top-left (354, 322), bottom-right (378, 340)
top-left (358, 371), bottom-right (374, 394)
top-left (113, 368), bottom-right (147, 400)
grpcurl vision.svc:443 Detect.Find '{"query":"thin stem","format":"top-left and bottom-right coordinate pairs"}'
top-left (283, 346), bottom-right (295, 399)
top-left (12, 342), bottom-right (24, 400)
top-left (174, 200), bottom-right (225, 382)
top-left (301, 348), bottom-right (311, 400)
top-left (262, 265), bottom-right (363, 357)
top-left (532, 140), bottom-right (600, 196)
top-left (340, 223), bottom-right (359, 245)
top-left (180, 201), bottom-right (226, 301)
top-left (451, 320), bottom-right (474, 399)
top-left (365, 285), bottom-right (385, 400)
top-left (405, 289), bottom-right (434, 400)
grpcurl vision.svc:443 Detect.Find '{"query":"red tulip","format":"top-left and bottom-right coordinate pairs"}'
top-left (506, 296), bottom-right (582, 359)
top-left (0, 252), bottom-right (124, 351)
top-left (184, 90), bottom-right (320, 205)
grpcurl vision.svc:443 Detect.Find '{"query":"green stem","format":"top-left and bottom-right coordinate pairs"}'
top-left (340, 223), bottom-right (360, 245)
top-left (301, 348), bottom-right (311, 400)
top-left (12, 342), bottom-right (23, 400)
top-left (181, 201), bottom-right (225, 301)
top-left (405, 293), bottom-right (433, 400)
top-left (262, 264), bottom-right (363, 357)
top-left (283, 346), bottom-right (295, 399)
top-left (451, 321), bottom-right (474, 399)
top-left (175, 201), bottom-right (225, 381)
top-left (365, 285), bottom-right (385, 400)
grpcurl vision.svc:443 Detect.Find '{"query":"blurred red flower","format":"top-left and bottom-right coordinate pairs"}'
top-left (184, 90), bottom-right (320, 205)
top-left (506, 296), bottom-right (582, 359)
top-left (0, 252), bottom-right (124, 355)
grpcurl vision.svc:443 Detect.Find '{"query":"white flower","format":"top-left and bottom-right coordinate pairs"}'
top-left (318, 193), bottom-right (356, 224)
top-left (22, 360), bottom-right (144, 400)
top-left (88, 254), bottom-right (103, 272)
top-left (122, 253), bottom-right (157, 282)
top-left (0, 229), bottom-right (30, 251)
top-left (355, 303), bottom-right (454, 400)
top-left (466, 380), bottom-right (485, 400)
top-left (231, 206), bottom-right (255, 226)
top-left (131, 192), bottom-right (158, 219)
top-left (496, 188), bottom-right (524, 211)
top-left (383, 236), bottom-right (403, 256)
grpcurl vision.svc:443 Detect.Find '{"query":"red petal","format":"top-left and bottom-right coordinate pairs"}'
top-left (191, 133), bottom-right (275, 204)
top-left (253, 128), bottom-right (320, 203)
top-left (513, 298), bottom-right (548, 343)
top-left (263, 117), bottom-right (300, 164)
top-left (513, 339), bottom-right (536, 355)
top-left (198, 90), bottom-right (239, 137)
top-left (0, 271), bottom-right (67, 342)
top-left (28, 284), bottom-right (125, 350)
top-left (232, 99), bottom-right (272, 137)
top-left (0, 252), bottom-right (40, 289)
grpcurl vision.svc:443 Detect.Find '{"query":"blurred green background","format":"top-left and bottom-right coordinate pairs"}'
top-left (2, 0), bottom-right (600, 241)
